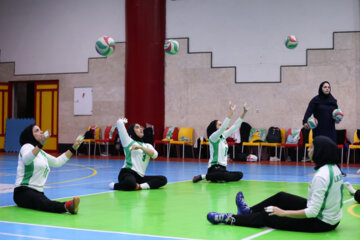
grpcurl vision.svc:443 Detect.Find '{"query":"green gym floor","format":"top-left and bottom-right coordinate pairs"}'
top-left (0, 154), bottom-right (360, 239)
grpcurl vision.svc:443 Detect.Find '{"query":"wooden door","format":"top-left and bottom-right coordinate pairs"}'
top-left (35, 81), bottom-right (59, 152)
top-left (0, 83), bottom-right (10, 150)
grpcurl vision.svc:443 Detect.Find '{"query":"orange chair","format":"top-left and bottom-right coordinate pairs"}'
top-left (347, 130), bottom-right (360, 164)
top-left (81, 126), bottom-right (101, 155)
top-left (170, 127), bottom-right (194, 158)
top-left (154, 126), bottom-right (179, 158)
top-left (261, 128), bottom-right (286, 160)
top-left (95, 126), bottom-right (118, 156)
top-left (280, 128), bottom-right (303, 162)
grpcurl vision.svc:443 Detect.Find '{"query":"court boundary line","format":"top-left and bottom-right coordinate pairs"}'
top-left (0, 231), bottom-right (63, 240)
top-left (0, 220), bottom-right (199, 240)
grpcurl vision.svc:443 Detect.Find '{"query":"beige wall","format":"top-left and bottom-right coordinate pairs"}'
top-left (0, 32), bottom-right (359, 145)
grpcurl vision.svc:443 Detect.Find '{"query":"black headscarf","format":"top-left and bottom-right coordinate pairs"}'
top-left (19, 124), bottom-right (39, 147)
top-left (207, 120), bottom-right (218, 138)
top-left (127, 123), bottom-right (144, 142)
top-left (312, 136), bottom-right (339, 170)
top-left (316, 81), bottom-right (337, 106)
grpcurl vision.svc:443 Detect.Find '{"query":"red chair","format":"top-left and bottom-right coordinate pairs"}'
top-left (280, 128), bottom-right (303, 162)
top-left (154, 126), bottom-right (179, 158)
top-left (95, 126), bottom-right (118, 156)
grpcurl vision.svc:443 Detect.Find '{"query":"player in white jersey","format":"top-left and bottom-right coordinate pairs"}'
top-left (207, 136), bottom-right (343, 232)
top-left (192, 102), bottom-right (248, 183)
top-left (13, 124), bottom-right (84, 214)
top-left (109, 118), bottom-right (167, 191)
top-left (344, 169), bottom-right (360, 203)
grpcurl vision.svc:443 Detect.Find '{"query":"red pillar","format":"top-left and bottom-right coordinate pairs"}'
top-left (125, 0), bottom-right (165, 140)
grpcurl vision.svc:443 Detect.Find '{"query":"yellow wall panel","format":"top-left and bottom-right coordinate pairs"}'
top-left (36, 84), bottom-right (57, 90)
top-left (41, 91), bottom-right (52, 132)
top-left (0, 92), bottom-right (3, 135)
top-left (0, 85), bottom-right (8, 90)
top-left (43, 137), bottom-right (57, 151)
top-left (36, 92), bottom-right (40, 123)
top-left (53, 91), bottom-right (58, 135)
top-left (0, 136), bottom-right (4, 149)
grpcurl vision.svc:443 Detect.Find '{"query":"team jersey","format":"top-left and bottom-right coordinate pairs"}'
top-left (15, 144), bottom-right (70, 192)
top-left (305, 164), bottom-right (343, 225)
top-left (208, 117), bottom-right (244, 168)
top-left (116, 120), bottom-right (158, 177)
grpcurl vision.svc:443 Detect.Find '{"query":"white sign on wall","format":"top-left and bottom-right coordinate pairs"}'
top-left (74, 87), bottom-right (93, 115)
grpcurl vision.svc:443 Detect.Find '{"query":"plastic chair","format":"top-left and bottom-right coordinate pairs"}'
top-left (280, 128), bottom-right (303, 162)
top-left (170, 127), bottom-right (194, 158)
top-left (242, 128), bottom-right (266, 161)
top-left (347, 130), bottom-right (360, 164)
top-left (261, 128), bottom-right (286, 159)
top-left (154, 126), bottom-right (179, 158)
top-left (95, 126), bottom-right (118, 156)
top-left (336, 129), bottom-right (347, 164)
top-left (82, 126), bottom-right (101, 155)
top-left (198, 138), bottom-right (209, 159)
top-left (303, 129), bottom-right (313, 162)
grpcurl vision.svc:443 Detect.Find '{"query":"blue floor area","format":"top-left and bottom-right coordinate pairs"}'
top-left (1, 154), bottom-right (360, 239)
top-left (1, 154), bottom-right (360, 207)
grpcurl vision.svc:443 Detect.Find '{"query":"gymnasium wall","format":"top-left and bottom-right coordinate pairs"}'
top-left (0, 0), bottom-right (359, 144)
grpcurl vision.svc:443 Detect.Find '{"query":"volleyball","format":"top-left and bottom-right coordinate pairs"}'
top-left (332, 109), bottom-right (343, 121)
top-left (164, 40), bottom-right (179, 55)
top-left (95, 36), bottom-right (115, 56)
top-left (307, 115), bottom-right (318, 129)
top-left (285, 35), bottom-right (298, 49)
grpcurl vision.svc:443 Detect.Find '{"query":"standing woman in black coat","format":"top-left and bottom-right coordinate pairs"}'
top-left (303, 81), bottom-right (339, 143)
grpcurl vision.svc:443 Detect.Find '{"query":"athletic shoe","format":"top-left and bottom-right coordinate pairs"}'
top-left (109, 182), bottom-right (115, 189)
top-left (207, 212), bottom-right (235, 225)
top-left (192, 175), bottom-right (202, 183)
top-left (344, 181), bottom-right (356, 195)
top-left (235, 192), bottom-right (250, 215)
top-left (65, 196), bottom-right (80, 214)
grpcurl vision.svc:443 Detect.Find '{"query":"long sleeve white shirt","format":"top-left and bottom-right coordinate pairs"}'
top-left (116, 119), bottom-right (158, 177)
top-left (15, 144), bottom-right (70, 192)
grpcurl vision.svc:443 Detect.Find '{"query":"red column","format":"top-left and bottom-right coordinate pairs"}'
top-left (125, 0), bottom-right (165, 141)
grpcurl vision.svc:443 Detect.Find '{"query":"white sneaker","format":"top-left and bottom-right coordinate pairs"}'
top-left (109, 182), bottom-right (115, 190)
top-left (344, 182), bottom-right (356, 195)
top-left (269, 156), bottom-right (280, 161)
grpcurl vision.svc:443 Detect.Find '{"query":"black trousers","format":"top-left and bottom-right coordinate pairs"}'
top-left (114, 168), bottom-right (167, 191)
top-left (13, 186), bottom-right (66, 213)
top-left (355, 190), bottom-right (360, 203)
top-left (232, 192), bottom-right (339, 232)
top-left (206, 165), bottom-right (243, 182)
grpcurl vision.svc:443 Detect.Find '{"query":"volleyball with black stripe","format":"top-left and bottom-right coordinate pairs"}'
top-left (164, 40), bottom-right (179, 55)
top-left (95, 36), bottom-right (115, 56)
top-left (285, 35), bottom-right (298, 49)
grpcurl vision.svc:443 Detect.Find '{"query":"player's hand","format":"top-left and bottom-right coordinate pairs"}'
top-left (118, 117), bottom-right (128, 124)
top-left (303, 123), bottom-right (310, 130)
top-left (73, 135), bottom-right (84, 150)
top-left (130, 144), bottom-right (142, 151)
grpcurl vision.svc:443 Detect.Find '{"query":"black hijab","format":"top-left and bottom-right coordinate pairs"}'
top-left (19, 124), bottom-right (39, 147)
top-left (207, 120), bottom-right (218, 138)
top-left (316, 81), bottom-right (337, 106)
top-left (312, 136), bottom-right (339, 170)
top-left (128, 123), bottom-right (144, 142)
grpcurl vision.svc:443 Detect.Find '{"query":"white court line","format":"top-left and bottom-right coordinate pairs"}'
top-left (0, 232), bottom-right (63, 240)
top-left (0, 220), bottom-right (199, 240)
top-left (241, 228), bottom-right (275, 240)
